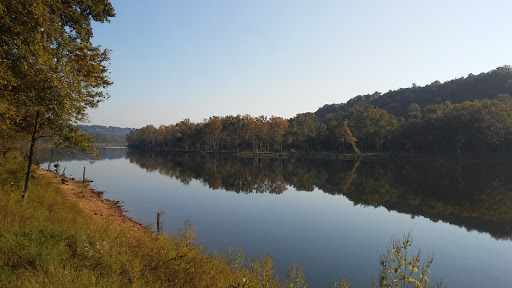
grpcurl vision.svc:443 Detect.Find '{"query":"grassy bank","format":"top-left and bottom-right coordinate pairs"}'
top-left (0, 153), bottom-right (444, 288)
top-left (0, 153), bottom-right (314, 288)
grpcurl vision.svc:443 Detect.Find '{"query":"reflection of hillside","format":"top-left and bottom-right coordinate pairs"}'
top-left (37, 147), bottom-right (128, 163)
top-left (319, 161), bottom-right (512, 239)
top-left (127, 150), bottom-right (512, 239)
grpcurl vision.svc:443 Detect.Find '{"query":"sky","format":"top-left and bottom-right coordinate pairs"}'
top-left (88, 0), bottom-right (512, 128)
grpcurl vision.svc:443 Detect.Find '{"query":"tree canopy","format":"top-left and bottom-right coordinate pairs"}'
top-left (316, 65), bottom-right (512, 118)
top-left (0, 0), bottom-right (115, 200)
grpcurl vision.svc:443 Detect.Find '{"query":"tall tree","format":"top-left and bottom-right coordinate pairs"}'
top-left (268, 116), bottom-right (288, 152)
top-left (0, 0), bottom-right (115, 201)
top-left (478, 95), bottom-right (512, 153)
top-left (220, 115), bottom-right (244, 152)
top-left (349, 104), bottom-right (398, 151)
top-left (287, 113), bottom-right (320, 152)
top-left (338, 121), bottom-right (359, 154)
top-left (204, 116), bottom-right (223, 151)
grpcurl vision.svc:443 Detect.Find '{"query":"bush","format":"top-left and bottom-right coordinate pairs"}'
top-left (0, 152), bottom-right (26, 193)
top-left (376, 232), bottom-right (444, 288)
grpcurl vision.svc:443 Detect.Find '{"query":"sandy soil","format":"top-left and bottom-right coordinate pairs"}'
top-left (37, 169), bottom-right (145, 231)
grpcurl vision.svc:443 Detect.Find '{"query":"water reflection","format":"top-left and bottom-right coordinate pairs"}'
top-left (127, 150), bottom-right (512, 240)
top-left (37, 146), bottom-right (128, 163)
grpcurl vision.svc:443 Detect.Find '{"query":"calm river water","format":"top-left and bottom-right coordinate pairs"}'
top-left (42, 148), bottom-right (512, 287)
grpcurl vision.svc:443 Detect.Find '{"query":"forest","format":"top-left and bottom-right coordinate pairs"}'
top-left (127, 66), bottom-right (512, 159)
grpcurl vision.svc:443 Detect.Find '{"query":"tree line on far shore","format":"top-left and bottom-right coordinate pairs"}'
top-left (127, 66), bottom-right (512, 158)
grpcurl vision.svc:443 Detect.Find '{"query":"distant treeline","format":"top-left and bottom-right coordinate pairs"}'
top-left (89, 132), bottom-right (128, 145)
top-left (77, 125), bottom-right (135, 145)
top-left (127, 66), bottom-right (512, 158)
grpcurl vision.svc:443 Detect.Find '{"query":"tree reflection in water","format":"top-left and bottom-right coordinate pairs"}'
top-left (127, 150), bottom-right (512, 240)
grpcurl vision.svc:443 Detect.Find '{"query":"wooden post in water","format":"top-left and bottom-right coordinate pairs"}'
top-left (83, 167), bottom-right (86, 183)
top-left (157, 212), bottom-right (161, 234)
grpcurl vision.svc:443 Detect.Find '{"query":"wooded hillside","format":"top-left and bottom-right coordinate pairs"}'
top-left (315, 65), bottom-right (512, 118)
top-left (127, 66), bottom-right (512, 159)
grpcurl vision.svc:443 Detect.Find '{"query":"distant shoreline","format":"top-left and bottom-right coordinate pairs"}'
top-left (92, 144), bottom-right (128, 147)
top-left (127, 148), bottom-right (512, 162)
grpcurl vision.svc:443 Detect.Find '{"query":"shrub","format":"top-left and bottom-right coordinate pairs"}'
top-left (376, 232), bottom-right (444, 288)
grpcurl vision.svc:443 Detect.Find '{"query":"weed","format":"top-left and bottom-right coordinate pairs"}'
top-left (376, 232), bottom-right (444, 288)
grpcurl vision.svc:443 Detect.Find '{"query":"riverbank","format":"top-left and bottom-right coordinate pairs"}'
top-left (0, 153), bottom-right (315, 288)
top-left (36, 169), bottom-right (143, 231)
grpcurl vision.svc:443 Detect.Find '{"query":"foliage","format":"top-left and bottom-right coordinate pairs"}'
top-left (377, 233), bottom-right (444, 288)
top-left (89, 132), bottom-right (129, 145)
top-left (0, 0), bottom-right (114, 143)
top-left (287, 112), bottom-right (325, 152)
top-left (0, 153), bottom-right (26, 194)
top-left (286, 264), bottom-right (307, 288)
top-left (76, 125), bottom-right (135, 145)
top-left (0, 0), bottom-right (115, 199)
top-left (127, 115), bottom-right (294, 153)
top-left (332, 279), bottom-right (353, 288)
top-left (317, 65), bottom-right (512, 118)
top-left (339, 121), bottom-right (359, 154)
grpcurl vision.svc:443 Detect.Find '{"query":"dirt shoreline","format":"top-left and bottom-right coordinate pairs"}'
top-left (37, 169), bottom-right (146, 231)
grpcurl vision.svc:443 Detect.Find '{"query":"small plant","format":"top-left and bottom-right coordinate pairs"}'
top-left (332, 279), bottom-right (353, 288)
top-left (286, 263), bottom-right (307, 288)
top-left (0, 152), bottom-right (26, 193)
top-left (377, 232), bottom-right (444, 288)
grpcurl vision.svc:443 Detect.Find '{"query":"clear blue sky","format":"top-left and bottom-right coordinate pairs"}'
top-left (89, 0), bottom-right (512, 128)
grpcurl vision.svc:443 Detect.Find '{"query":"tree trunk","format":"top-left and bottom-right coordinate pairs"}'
top-left (22, 111), bottom-right (40, 203)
